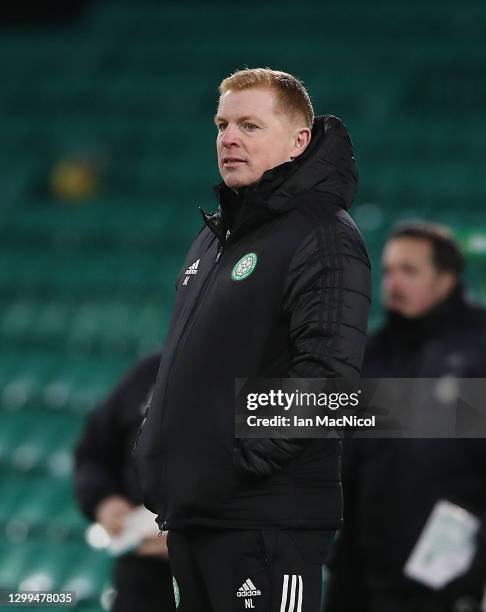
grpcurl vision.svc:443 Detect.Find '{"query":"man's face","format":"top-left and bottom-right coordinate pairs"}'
top-left (215, 87), bottom-right (306, 189)
top-left (382, 237), bottom-right (456, 318)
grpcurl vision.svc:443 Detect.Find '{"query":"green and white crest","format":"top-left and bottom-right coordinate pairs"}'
top-left (172, 577), bottom-right (180, 608)
top-left (231, 252), bottom-right (258, 281)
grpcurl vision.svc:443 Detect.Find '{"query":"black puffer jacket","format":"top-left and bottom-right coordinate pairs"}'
top-left (134, 115), bottom-right (371, 530)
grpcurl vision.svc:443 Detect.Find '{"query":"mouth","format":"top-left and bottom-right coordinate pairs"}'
top-left (222, 157), bottom-right (247, 167)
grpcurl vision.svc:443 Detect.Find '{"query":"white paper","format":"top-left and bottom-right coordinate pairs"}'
top-left (404, 499), bottom-right (479, 589)
top-left (108, 505), bottom-right (160, 556)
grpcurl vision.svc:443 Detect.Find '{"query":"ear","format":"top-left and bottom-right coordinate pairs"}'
top-left (289, 128), bottom-right (311, 160)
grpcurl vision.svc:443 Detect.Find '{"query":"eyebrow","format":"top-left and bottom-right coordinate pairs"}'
top-left (213, 114), bottom-right (262, 125)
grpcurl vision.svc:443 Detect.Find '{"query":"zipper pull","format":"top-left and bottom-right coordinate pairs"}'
top-left (216, 245), bottom-right (223, 262)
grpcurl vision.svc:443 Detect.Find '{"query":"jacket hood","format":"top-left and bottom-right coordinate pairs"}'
top-left (215, 113), bottom-right (357, 208)
top-left (381, 283), bottom-right (468, 343)
top-left (205, 115), bottom-right (358, 239)
top-left (200, 115), bottom-right (358, 239)
top-left (252, 114), bottom-right (358, 212)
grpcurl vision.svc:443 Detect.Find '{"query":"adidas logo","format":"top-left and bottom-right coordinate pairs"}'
top-left (185, 259), bottom-right (200, 275)
top-left (236, 578), bottom-right (261, 598)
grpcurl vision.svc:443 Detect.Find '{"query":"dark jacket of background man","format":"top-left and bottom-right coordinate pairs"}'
top-left (326, 276), bottom-right (486, 612)
top-left (74, 352), bottom-right (175, 612)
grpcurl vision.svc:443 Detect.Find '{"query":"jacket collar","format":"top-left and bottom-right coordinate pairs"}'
top-left (201, 114), bottom-right (358, 241)
top-left (382, 283), bottom-right (469, 343)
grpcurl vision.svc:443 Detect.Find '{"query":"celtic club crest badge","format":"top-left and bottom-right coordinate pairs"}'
top-left (231, 253), bottom-right (258, 281)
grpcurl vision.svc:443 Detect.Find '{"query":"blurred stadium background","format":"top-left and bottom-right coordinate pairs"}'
top-left (0, 0), bottom-right (484, 609)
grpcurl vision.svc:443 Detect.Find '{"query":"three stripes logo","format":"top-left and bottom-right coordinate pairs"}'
top-left (183, 259), bottom-right (200, 286)
top-left (279, 574), bottom-right (303, 612)
top-left (185, 258), bottom-right (200, 275)
top-left (236, 578), bottom-right (261, 598)
top-left (236, 578), bottom-right (261, 608)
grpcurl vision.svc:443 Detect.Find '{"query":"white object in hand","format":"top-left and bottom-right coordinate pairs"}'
top-left (404, 499), bottom-right (480, 589)
top-left (107, 506), bottom-right (160, 556)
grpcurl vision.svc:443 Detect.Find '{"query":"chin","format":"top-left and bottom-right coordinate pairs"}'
top-left (223, 176), bottom-right (249, 189)
top-left (392, 307), bottom-right (418, 319)
top-left (223, 172), bottom-right (261, 190)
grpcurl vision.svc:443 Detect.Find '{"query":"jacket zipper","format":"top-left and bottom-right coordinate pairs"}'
top-left (158, 222), bottom-right (228, 532)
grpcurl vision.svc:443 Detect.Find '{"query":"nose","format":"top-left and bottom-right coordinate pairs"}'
top-left (219, 124), bottom-right (240, 149)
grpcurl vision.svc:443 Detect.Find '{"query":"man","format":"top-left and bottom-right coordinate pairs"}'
top-left (325, 222), bottom-right (486, 612)
top-left (134, 68), bottom-right (371, 612)
top-left (74, 352), bottom-right (175, 612)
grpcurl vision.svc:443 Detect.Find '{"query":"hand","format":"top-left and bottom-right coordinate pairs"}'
top-left (439, 573), bottom-right (483, 612)
top-left (136, 531), bottom-right (169, 558)
top-left (439, 541), bottom-right (486, 612)
top-left (95, 495), bottom-right (134, 536)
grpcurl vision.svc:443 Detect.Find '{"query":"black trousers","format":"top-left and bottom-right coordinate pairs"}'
top-left (167, 528), bottom-right (335, 612)
top-left (111, 554), bottom-right (176, 612)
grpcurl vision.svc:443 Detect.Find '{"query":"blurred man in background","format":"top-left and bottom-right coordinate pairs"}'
top-left (74, 352), bottom-right (175, 612)
top-left (325, 222), bottom-right (486, 612)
